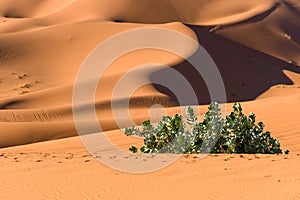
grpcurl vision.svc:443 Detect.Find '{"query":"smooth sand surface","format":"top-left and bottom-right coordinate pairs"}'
top-left (0, 0), bottom-right (300, 199)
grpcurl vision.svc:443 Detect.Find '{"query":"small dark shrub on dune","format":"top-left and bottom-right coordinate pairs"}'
top-left (124, 102), bottom-right (289, 155)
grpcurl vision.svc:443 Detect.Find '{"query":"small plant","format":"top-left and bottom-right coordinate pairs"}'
top-left (124, 103), bottom-right (288, 155)
top-left (129, 146), bottom-right (138, 153)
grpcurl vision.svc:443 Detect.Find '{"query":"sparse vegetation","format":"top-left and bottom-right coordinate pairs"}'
top-left (124, 102), bottom-right (288, 155)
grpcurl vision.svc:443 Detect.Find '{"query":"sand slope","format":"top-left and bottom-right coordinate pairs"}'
top-left (0, 0), bottom-right (300, 199)
top-left (1, 130), bottom-right (300, 200)
top-left (0, 0), bottom-right (299, 147)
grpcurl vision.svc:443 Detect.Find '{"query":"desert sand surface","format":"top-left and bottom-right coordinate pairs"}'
top-left (1, 0), bottom-right (300, 199)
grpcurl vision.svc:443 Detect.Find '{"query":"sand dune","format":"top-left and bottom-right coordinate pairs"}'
top-left (1, 0), bottom-right (300, 199)
top-left (1, 130), bottom-right (300, 199)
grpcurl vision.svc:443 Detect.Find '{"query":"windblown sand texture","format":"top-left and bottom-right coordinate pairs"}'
top-left (1, 0), bottom-right (300, 199)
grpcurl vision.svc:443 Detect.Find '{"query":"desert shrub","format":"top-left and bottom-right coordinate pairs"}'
top-left (124, 102), bottom-right (288, 154)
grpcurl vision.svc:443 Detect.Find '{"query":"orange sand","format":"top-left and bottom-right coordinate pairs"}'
top-left (0, 0), bottom-right (300, 199)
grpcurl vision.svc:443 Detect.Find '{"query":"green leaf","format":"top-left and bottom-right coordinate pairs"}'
top-left (123, 102), bottom-right (287, 155)
top-left (129, 146), bottom-right (138, 153)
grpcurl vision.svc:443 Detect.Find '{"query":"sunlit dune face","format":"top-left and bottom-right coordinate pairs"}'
top-left (0, 0), bottom-right (300, 199)
top-left (0, 0), bottom-right (298, 162)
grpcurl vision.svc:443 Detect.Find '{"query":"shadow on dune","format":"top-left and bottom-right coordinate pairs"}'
top-left (282, 0), bottom-right (300, 17)
top-left (150, 25), bottom-right (300, 105)
top-left (0, 100), bottom-right (23, 109)
top-left (210, 2), bottom-right (280, 32)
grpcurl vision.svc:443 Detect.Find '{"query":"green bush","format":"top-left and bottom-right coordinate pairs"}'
top-left (124, 102), bottom-right (289, 154)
